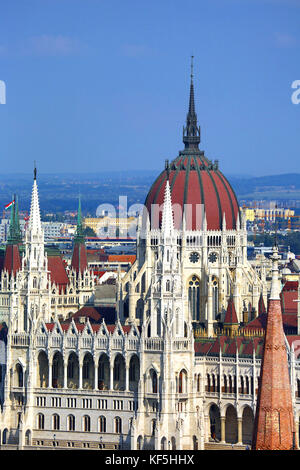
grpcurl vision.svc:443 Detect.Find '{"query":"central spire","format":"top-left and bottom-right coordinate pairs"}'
top-left (182, 56), bottom-right (201, 153)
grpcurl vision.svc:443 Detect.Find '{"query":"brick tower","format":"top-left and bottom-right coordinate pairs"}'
top-left (252, 245), bottom-right (296, 450)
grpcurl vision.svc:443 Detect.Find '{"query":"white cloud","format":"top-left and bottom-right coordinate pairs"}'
top-left (24, 34), bottom-right (84, 56)
top-left (274, 32), bottom-right (299, 47)
top-left (121, 44), bottom-right (153, 58)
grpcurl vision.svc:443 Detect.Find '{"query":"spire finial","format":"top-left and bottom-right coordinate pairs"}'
top-left (182, 56), bottom-right (201, 153)
top-left (191, 55), bottom-right (194, 80)
top-left (34, 161), bottom-right (37, 181)
top-left (165, 159), bottom-right (170, 180)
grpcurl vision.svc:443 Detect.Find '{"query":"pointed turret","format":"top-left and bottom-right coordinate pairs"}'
top-left (71, 196), bottom-right (88, 273)
top-left (252, 245), bottom-right (297, 450)
top-left (258, 292), bottom-right (266, 315)
top-left (223, 296), bottom-right (239, 336)
top-left (161, 162), bottom-right (174, 236)
top-left (182, 56), bottom-right (201, 153)
top-left (24, 164), bottom-right (47, 272)
top-left (28, 164), bottom-right (42, 235)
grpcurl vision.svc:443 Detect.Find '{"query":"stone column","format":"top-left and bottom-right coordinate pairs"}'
top-left (79, 362), bottom-right (83, 389)
top-left (94, 360), bottom-right (98, 390)
top-left (63, 362), bottom-right (68, 388)
top-left (48, 360), bottom-right (52, 388)
top-left (220, 416), bottom-right (226, 443)
top-left (237, 417), bottom-right (243, 445)
top-left (205, 415), bottom-right (210, 442)
top-left (125, 363), bottom-right (129, 392)
top-left (207, 275), bottom-right (214, 337)
top-left (110, 364), bottom-right (114, 390)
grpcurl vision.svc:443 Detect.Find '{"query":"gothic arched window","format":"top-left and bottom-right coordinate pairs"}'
top-left (188, 276), bottom-right (200, 321)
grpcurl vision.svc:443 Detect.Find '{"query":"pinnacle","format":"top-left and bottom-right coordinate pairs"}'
top-left (161, 179), bottom-right (174, 235)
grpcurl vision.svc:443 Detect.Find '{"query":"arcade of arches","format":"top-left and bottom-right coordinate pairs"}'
top-left (36, 351), bottom-right (140, 391)
top-left (208, 403), bottom-right (254, 445)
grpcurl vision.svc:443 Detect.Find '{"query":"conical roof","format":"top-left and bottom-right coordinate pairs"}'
top-left (252, 246), bottom-right (296, 450)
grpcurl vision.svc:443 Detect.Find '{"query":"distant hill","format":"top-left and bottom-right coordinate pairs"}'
top-left (228, 173), bottom-right (300, 201)
top-left (0, 171), bottom-right (299, 216)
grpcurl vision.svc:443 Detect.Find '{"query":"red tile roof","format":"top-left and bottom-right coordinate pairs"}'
top-left (3, 244), bottom-right (21, 275)
top-left (48, 255), bottom-right (69, 292)
top-left (224, 297), bottom-right (238, 325)
top-left (107, 255), bottom-right (136, 264)
top-left (67, 305), bottom-right (116, 324)
top-left (71, 242), bottom-right (88, 273)
top-left (195, 335), bottom-right (265, 358)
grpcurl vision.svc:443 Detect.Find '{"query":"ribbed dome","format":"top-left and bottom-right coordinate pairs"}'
top-left (145, 62), bottom-right (240, 232)
top-left (145, 153), bottom-right (240, 231)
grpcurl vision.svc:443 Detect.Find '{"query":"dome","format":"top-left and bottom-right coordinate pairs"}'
top-left (145, 69), bottom-right (240, 231)
top-left (145, 153), bottom-right (240, 231)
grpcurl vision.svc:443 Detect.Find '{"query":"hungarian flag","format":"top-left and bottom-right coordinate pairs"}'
top-left (4, 200), bottom-right (15, 210)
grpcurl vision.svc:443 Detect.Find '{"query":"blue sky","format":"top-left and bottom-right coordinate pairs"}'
top-left (0, 0), bottom-right (299, 176)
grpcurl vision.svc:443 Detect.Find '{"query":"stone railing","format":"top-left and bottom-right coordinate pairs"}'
top-left (11, 333), bottom-right (30, 347)
top-left (144, 338), bottom-right (164, 351)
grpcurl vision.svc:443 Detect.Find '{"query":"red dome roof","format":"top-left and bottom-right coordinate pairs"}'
top-left (145, 152), bottom-right (240, 231)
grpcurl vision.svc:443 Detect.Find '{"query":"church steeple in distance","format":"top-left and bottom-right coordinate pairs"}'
top-left (182, 56), bottom-right (201, 153)
top-left (71, 196), bottom-right (88, 273)
top-left (74, 195), bottom-right (85, 244)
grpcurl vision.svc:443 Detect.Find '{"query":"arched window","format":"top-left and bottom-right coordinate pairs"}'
top-left (37, 413), bottom-right (44, 430)
top-left (137, 435), bottom-right (143, 450)
top-left (197, 374), bottom-right (201, 392)
top-left (150, 369), bottom-right (157, 393)
top-left (151, 419), bottom-right (156, 436)
top-left (83, 357), bottom-right (90, 380)
top-left (53, 414), bottom-right (60, 431)
top-left (83, 415), bottom-right (91, 432)
top-left (212, 276), bottom-right (218, 318)
top-left (99, 416), bottom-right (106, 433)
top-left (178, 370), bottom-right (187, 393)
top-left (166, 280), bottom-right (170, 292)
top-left (68, 415), bottom-right (75, 431)
top-left (212, 374), bottom-right (216, 392)
top-left (115, 417), bottom-right (122, 434)
top-left (206, 373), bottom-right (211, 392)
top-left (2, 429), bottom-right (7, 445)
top-left (245, 376), bottom-right (250, 395)
top-left (224, 375), bottom-right (228, 393)
top-left (25, 430), bottom-right (31, 446)
top-left (240, 376), bottom-right (244, 394)
top-left (188, 276), bottom-right (200, 321)
top-left (16, 364), bottom-right (23, 387)
top-left (161, 437), bottom-right (167, 450)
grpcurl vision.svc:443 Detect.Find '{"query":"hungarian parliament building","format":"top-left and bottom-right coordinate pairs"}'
top-left (0, 75), bottom-right (300, 451)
